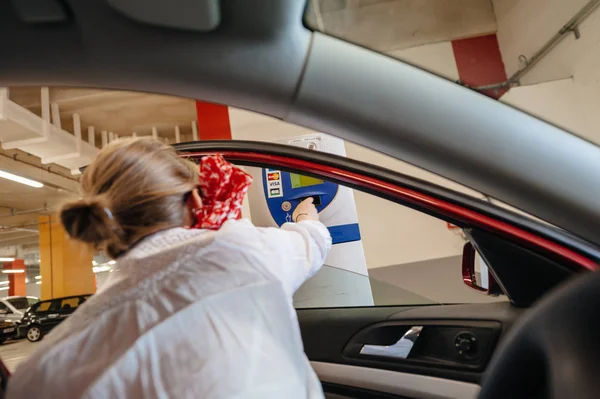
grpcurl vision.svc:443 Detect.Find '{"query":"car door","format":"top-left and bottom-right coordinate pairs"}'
top-left (39, 300), bottom-right (62, 330)
top-left (176, 141), bottom-right (599, 399)
top-left (56, 297), bottom-right (81, 323)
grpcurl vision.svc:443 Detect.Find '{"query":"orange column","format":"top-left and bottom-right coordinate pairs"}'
top-left (3, 260), bottom-right (26, 296)
top-left (39, 215), bottom-right (95, 300)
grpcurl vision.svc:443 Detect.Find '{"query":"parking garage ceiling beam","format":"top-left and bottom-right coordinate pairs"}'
top-left (0, 153), bottom-right (79, 193)
top-left (0, 234), bottom-right (39, 247)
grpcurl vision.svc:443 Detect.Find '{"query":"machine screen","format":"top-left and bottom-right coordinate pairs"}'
top-left (290, 173), bottom-right (323, 189)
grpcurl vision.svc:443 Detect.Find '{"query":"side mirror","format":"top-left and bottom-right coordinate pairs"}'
top-left (462, 242), bottom-right (502, 296)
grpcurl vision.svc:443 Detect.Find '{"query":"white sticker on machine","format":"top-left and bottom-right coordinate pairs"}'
top-left (266, 169), bottom-right (283, 198)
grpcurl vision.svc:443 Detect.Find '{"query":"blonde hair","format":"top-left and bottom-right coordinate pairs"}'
top-left (60, 137), bottom-right (198, 258)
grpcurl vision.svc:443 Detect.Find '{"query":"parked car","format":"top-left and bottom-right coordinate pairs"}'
top-left (0, 321), bottom-right (17, 345)
top-left (0, 296), bottom-right (39, 343)
top-left (18, 295), bottom-right (92, 343)
top-left (0, 296), bottom-right (39, 324)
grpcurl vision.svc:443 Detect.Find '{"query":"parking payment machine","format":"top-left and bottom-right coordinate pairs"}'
top-left (246, 133), bottom-right (374, 307)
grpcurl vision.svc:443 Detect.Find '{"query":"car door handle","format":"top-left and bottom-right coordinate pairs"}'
top-left (48, 314), bottom-right (59, 318)
top-left (360, 326), bottom-right (423, 359)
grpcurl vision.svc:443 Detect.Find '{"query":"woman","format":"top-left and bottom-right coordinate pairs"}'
top-left (7, 138), bottom-right (331, 398)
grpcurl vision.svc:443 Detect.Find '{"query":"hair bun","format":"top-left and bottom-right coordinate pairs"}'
top-left (60, 197), bottom-right (118, 245)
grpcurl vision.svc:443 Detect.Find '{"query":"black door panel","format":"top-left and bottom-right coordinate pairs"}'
top-left (343, 321), bottom-right (500, 372)
top-left (299, 302), bottom-right (522, 384)
top-left (322, 382), bottom-right (410, 399)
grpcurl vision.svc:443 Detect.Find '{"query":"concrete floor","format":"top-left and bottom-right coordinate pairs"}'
top-left (0, 339), bottom-right (37, 373)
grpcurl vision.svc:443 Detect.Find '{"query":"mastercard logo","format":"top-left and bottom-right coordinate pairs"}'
top-left (267, 172), bottom-right (280, 181)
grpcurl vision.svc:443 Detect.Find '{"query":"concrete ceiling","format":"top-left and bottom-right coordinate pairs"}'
top-left (0, 142), bottom-right (79, 250)
top-left (9, 87), bottom-right (198, 146)
top-left (306, 0), bottom-right (497, 54)
top-left (0, 87), bottom-right (198, 249)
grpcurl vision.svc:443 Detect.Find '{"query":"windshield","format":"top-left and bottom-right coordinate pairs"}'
top-left (7, 297), bottom-right (34, 311)
top-left (305, 0), bottom-right (600, 146)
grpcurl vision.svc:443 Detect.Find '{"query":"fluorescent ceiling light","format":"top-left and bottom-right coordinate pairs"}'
top-left (34, 275), bottom-right (41, 280)
top-left (2, 269), bottom-right (24, 274)
top-left (0, 281), bottom-right (9, 285)
top-left (92, 265), bottom-right (111, 273)
top-left (92, 260), bottom-right (98, 266)
top-left (25, 278), bottom-right (29, 284)
top-left (0, 287), bottom-right (9, 291)
top-left (0, 170), bottom-right (43, 188)
top-left (108, 260), bottom-right (116, 265)
top-left (35, 281), bottom-right (42, 285)
top-left (0, 258), bottom-right (15, 262)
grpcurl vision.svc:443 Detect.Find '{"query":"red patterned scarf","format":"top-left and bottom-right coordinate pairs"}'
top-left (191, 154), bottom-right (253, 229)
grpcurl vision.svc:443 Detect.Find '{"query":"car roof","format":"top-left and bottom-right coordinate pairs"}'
top-left (5, 296), bottom-right (38, 299)
top-left (36, 294), bottom-right (92, 304)
top-left (0, 1), bottom-right (598, 245)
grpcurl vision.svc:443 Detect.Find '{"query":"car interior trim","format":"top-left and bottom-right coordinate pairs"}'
top-left (105, 0), bottom-right (221, 32)
top-left (343, 320), bottom-right (501, 374)
top-left (359, 326), bottom-right (423, 360)
top-left (311, 361), bottom-right (480, 399)
top-left (299, 303), bottom-right (523, 383)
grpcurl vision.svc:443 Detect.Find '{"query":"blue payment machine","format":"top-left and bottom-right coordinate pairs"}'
top-left (246, 133), bottom-right (373, 307)
top-left (262, 168), bottom-right (361, 244)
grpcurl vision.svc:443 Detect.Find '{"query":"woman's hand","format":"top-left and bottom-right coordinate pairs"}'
top-left (293, 197), bottom-right (319, 223)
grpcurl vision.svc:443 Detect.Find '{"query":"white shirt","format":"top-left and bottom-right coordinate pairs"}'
top-left (7, 219), bottom-right (332, 399)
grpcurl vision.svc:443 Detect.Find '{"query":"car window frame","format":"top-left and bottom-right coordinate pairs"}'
top-left (34, 301), bottom-right (56, 313)
top-left (175, 141), bottom-right (600, 307)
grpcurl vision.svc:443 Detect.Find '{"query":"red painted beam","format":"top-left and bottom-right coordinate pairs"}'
top-left (4, 260), bottom-right (26, 296)
top-left (195, 101), bottom-right (232, 140)
top-left (452, 34), bottom-right (508, 99)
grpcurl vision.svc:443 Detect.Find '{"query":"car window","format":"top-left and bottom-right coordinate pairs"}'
top-left (0, 303), bottom-right (10, 315)
top-left (35, 301), bottom-right (56, 313)
top-left (243, 167), bottom-right (508, 308)
top-left (48, 301), bottom-right (61, 312)
top-left (27, 298), bottom-right (39, 306)
top-left (7, 298), bottom-right (31, 311)
top-left (0, 86), bottom-right (536, 312)
top-left (294, 265), bottom-right (440, 309)
top-left (226, 108), bottom-right (548, 226)
top-left (304, 2), bottom-right (600, 148)
top-left (59, 298), bottom-right (80, 310)
top-left (316, 184), bottom-right (505, 307)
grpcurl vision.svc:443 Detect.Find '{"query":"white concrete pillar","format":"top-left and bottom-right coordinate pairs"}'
top-left (88, 126), bottom-right (95, 146)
